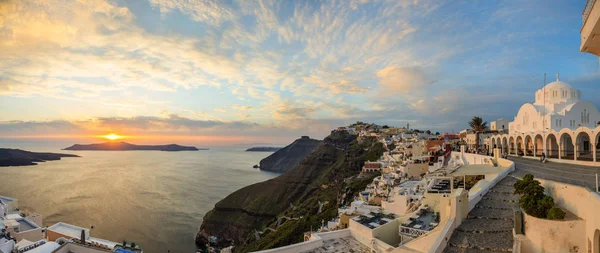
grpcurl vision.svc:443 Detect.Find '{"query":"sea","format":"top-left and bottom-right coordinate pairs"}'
top-left (0, 139), bottom-right (280, 253)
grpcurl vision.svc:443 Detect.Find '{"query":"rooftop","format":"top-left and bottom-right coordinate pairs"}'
top-left (47, 222), bottom-right (90, 240)
top-left (399, 180), bottom-right (424, 189)
top-left (20, 241), bottom-right (60, 253)
top-left (400, 209), bottom-right (440, 238)
top-left (353, 212), bottom-right (396, 229)
top-left (17, 218), bottom-right (39, 232)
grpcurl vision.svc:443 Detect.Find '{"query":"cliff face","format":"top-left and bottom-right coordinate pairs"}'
top-left (259, 136), bottom-right (321, 173)
top-left (196, 131), bottom-right (384, 252)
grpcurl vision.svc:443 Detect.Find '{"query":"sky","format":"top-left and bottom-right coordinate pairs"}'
top-left (1, 0), bottom-right (599, 145)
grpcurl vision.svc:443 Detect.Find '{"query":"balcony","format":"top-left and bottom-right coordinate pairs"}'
top-left (581, 0), bottom-right (600, 56)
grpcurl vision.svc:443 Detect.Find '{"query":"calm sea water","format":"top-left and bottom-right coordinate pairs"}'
top-left (0, 139), bottom-right (279, 253)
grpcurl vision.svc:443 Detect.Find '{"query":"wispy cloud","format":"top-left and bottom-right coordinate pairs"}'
top-left (0, 0), bottom-right (597, 139)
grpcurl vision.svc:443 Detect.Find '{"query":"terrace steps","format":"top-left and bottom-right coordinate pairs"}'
top-left (443, 176), bottom-right (519, 253)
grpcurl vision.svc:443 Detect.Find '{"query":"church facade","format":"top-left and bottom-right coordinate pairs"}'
top-left (486, 74), bottom-right (600, 164)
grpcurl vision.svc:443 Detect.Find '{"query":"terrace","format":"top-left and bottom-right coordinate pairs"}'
top-left (16, 219), bottom-right (37, 232)
top-left (47, 222), bottom-right (89, 240)
top-left (426, 178), bottom-right (451, 194)
top-left (399, 208), bottom-right (440, 238)
top-left (304, 236), bottom-right (371, 253)
top-left (353, 212), bottom-right (396, 229)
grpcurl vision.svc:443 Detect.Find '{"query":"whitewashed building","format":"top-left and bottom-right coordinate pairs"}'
top-left (486, 74), bottom-right (600, 164)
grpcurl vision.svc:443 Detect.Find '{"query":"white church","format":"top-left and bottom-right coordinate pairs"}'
top-left (487, 74), bottom-right (600, 164)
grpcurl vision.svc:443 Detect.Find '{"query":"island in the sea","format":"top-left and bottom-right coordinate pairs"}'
top-left (0, 148), bottom-right (80, 167)
top-left (63, 142), bottom-right (203, 151)
top-left (245, 147), bottom-right (281, 152)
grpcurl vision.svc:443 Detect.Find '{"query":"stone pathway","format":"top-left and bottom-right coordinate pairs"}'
top-left (443, 176), bottom-right (519, 253)
top-left (509, 156), bottom-right (600, 191)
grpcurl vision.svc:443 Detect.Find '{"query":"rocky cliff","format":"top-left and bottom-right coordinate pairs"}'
top-left (195, 130), bottom-right (384, 252)
top-left (258, 136), bottom-right (321, 173)
top-left (0, 148), bottom-right (79, 166)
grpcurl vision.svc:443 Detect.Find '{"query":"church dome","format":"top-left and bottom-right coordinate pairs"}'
top-left (543, 80), bottom-right (573, 90)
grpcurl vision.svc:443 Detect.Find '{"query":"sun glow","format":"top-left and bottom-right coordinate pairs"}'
top-left (102, 133), bottom-right (123, 141)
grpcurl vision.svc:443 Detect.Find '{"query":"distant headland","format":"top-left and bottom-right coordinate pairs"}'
top-left (0, 148), bottom-right (80, 167)
top-left (245, 147), bottom-right (281, 152)
top-left (63, 142), bottom-right (204, 151)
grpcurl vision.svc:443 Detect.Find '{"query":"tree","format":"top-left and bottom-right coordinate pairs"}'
top-left (468, 116), bottom-right (488, 150)
top-left (435, 132), bottom-right (440, 136)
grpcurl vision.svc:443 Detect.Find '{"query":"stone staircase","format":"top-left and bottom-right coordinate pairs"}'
top-left (443, 176), bottom-right (519, 253)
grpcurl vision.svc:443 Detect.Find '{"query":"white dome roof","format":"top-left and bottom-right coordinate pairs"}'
top-left (543, 80), bottom-right (573, 90)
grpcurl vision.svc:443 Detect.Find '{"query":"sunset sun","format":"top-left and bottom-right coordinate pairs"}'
top-left (103, 133), bottom-right (123, 141)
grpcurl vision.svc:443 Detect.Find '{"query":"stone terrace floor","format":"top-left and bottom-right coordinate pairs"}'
top-left (304, 236), bottom-right (371, 253)
top-left (443, 176), bottom-right (519, 253)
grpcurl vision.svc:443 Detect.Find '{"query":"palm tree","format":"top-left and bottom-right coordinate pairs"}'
top-left (469, 116), bottom-right (488, 151)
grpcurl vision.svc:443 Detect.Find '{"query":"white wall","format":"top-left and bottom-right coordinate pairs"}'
top-left (372, 220), bottom-right (401, 247)
top-left (529, 179), bottom-right (600, 253)
top-left (521, 212), bottom-right (586, 253)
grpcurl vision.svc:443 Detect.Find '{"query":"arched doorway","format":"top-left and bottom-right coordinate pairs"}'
top-left (516, 136), bottom-right (524, 156)
top-left (502, 137), bottom-right (508, 155)
top-left (534, 135), bottom-right (543, 156)
top-left (525, 135), bottom-right (533, 156)
top-left (509, 137), bottom-right (515, 155)
top-left (491, 138), bottom-right (497, 150)
top-left (546, 134), bottom-right (558, 158)
top-left (576, 132), bottom-right (592, 161)
top-left (560, 133), bottom-right (574, 160)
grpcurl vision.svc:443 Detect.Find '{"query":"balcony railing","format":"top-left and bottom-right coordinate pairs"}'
top-left (583, 0), bottom-right (597, 25)
top-left (399, 226), bottom-right (427, 237)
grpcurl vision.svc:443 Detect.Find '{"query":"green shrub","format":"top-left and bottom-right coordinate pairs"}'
top-left (547, 206), bottom-right (566, 220)
top-left (515, 174), bottom-right (557, 219)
